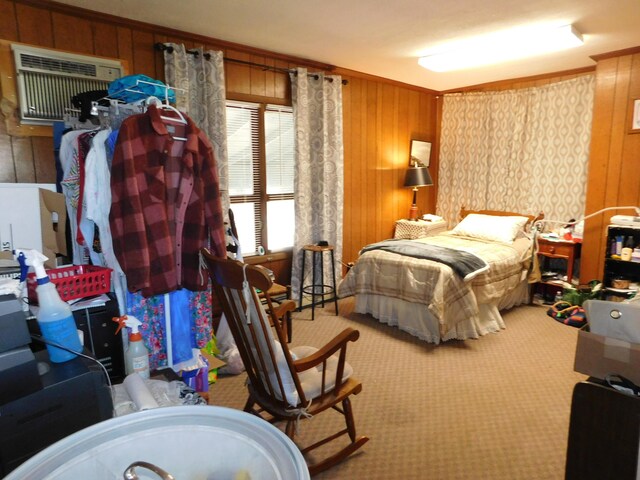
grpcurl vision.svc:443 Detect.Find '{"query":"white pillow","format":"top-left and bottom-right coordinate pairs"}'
top-left (271, 343), bottom-right (354, 407)
top-left (251, 292), bottom-right (353, 407)
top-left (270, 340), bottom-right (299, 406)
top-left (247, 298), bottom-right (299, 406)
top-left (293, 345), bottom-right (353, 402)
top-left (451, 214), bottom-right (528, 244)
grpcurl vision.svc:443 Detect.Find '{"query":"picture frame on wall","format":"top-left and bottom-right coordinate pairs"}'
top-left (409, 140), bottom-right (431, 167)
top-left (631, 99), bottom-right (640, 134)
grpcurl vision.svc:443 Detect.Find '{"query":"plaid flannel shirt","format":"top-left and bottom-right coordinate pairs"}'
top-left (110, 104), bottom-right (226, 297)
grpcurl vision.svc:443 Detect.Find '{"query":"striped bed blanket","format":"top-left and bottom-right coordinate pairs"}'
top-left (338, 233), bottom-right (533, 336)
top-left (360, 239), bottom-right (489, 282)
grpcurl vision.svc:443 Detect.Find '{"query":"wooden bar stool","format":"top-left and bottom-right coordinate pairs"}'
top-left (299, 244), bottom-right (339, 320)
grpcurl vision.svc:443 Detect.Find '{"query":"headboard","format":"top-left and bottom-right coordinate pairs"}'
top-left (459, 207), bottom-right (544, 226)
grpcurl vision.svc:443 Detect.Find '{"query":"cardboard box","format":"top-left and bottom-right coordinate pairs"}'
top-left (574, 329), bottom-right (640, 386)
top-left (200, 349), bottom-right (226, 371)
top-left (0, 183), bottom-right (67, 268)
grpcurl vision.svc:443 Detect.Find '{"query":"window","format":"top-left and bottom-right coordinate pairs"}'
top-left (226, 101), bottom-right (295, 255)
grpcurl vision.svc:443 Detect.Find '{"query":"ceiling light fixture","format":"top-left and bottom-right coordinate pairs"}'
top-left (418, 24), bottom-right (583, 72)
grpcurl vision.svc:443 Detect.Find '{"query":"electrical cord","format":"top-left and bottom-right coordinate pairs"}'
top-left (30, 334), bottom-right (116, 415)
top-left (340, 260), bottom-right (354, 269)
top-left (534, 205), bottom-right (640, 230)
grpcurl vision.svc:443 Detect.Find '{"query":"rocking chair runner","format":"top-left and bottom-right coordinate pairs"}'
top-left (201, 249), bottom-right (369, 476)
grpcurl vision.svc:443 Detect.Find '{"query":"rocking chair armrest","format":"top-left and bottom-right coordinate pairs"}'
top-left (293, 327), bottom-right (360, 372)
top-left (272, 299), bottom-right (296, 319)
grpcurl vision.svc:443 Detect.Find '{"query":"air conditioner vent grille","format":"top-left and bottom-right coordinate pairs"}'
top-left (20, 53), bottom-right (98, 77)
top-left (21, 71), bottom-right (109, 121)
top-left (11, 43), bottom-right (123, 125)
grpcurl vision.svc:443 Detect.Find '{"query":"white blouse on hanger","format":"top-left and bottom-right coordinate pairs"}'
top-left (84, 128), bottom-right (127, 314)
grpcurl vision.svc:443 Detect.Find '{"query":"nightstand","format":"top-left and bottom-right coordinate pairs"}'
top-left (394, 218), bottom-right (447, 239)
top-left (532, 237), bottom-right (582, 303)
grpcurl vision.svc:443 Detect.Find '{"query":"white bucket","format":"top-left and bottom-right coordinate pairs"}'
top-left (6, 406), bottom-right (309, 480)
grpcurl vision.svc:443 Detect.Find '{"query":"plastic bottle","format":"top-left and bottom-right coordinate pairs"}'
top-left (16, 249), bottom-right (82, 363)
top-left (616, 235), bottom-right (624, 255)
top-left (114, 315), bottom-right (150, 379)
top-left (554, 291), bottom-right (563, 304)
top-left (621, 236), bottom-right (634, 261)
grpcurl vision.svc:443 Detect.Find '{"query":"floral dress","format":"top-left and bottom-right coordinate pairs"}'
top-left (126, 287), bottom-right (212, 370)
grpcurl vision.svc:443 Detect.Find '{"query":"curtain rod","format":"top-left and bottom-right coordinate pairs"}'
top-left (154, 43), bottom-right (348, 85)
top-left (225, 57), bottom-right (349, 85)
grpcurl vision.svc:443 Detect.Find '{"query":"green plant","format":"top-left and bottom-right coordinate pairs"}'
top-left (561, 280), bottom-right (602, 306)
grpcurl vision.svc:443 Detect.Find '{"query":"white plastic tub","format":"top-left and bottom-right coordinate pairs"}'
top-left (6, 406), bottom-right (309, 480)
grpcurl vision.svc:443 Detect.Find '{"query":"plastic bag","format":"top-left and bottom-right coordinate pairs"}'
top-left (108, 74), bottom-right (176, 103)
top-left (181, 353), bottom-right (209, 393)
top-left (215, 313), bottom-right (245, 375)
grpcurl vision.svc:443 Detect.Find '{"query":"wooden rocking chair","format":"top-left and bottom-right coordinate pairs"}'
top-left (201, 249), bottom-right (369, 476)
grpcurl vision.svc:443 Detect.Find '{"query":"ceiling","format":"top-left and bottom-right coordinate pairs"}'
top-left (55, 0), bottom-right (640, 91)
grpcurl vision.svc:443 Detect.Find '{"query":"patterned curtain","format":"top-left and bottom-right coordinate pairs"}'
top-left (437, 75), bottom-right (595, 227)
top-left (163, 44), bottom-right (229, 216)
top-left (289, 68), bottom-right (345, 301)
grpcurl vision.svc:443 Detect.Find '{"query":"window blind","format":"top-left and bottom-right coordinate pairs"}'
top-left (227, 102), bottom-right (260, 199)
top-left (227, 102), bottom-right (261, 251)
top-left (265, 105), bottom-right (294, 196)
top-left (226, 101), bottom-right (295, 254)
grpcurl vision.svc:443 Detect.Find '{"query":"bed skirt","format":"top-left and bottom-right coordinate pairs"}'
top-left (352, 279), bottom-right (529, 344)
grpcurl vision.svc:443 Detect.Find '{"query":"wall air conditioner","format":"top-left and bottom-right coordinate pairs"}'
top-left (11, 44), bottom-right (123, 125)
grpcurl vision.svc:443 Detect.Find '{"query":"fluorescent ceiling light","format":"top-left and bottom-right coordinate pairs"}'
top-left (418, 24), bottom-right (583, 72)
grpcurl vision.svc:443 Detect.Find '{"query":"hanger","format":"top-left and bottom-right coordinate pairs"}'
top-left (63, 108), bottom-right (101, 130)
top-left (146, 96), bottom-right (187, 141)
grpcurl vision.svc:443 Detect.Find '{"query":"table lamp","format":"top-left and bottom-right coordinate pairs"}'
top-left (404, 164), bottom-right (433, 220)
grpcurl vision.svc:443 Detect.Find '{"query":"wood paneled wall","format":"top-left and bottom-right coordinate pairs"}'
top-left (581, 50), bottom-right (640, 283)
top-left (336, 69), bottom-right (438, 264)
top-left (0, 0), bottom-right (438, 283)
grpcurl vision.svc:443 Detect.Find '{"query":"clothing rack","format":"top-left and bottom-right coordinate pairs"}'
top-left (56, 114), bottom-right (208, 373)
top-left (64, 97), bottom-right (146, 130)
top-left (154, 42), bottom-right (349, 85)
top-left (63, 107), bottom-right (101, 130)
top-left (64, 79), bottom-right (186, 130)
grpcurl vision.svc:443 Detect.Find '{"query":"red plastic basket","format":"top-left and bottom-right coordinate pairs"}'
top-left (27, 265), bottom-right (112, 304)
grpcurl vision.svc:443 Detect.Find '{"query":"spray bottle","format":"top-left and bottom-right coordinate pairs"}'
top-left (15, 249), bottom-right (82, 363)
top-left (113, 315), bottom-right (150, 379)
top-left (15, 249), bottom-right (31, 312)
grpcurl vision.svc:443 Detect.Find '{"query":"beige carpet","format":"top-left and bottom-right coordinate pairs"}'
top-left (208, 297), bottom-right (587, 479)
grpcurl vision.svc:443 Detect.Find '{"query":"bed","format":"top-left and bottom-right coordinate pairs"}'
top-left (337, 209), bottom-right (542, 344)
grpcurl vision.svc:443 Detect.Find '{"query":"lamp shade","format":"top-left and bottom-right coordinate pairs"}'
top-left (404, 167), bottom-right (433, 188)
